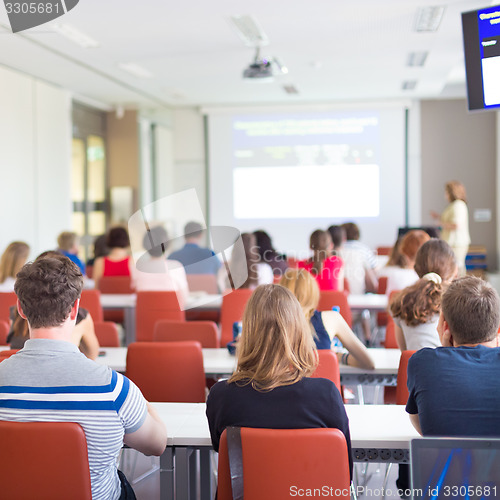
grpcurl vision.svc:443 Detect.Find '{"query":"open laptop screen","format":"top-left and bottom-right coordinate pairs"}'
top-left (411, 438), bottom-right (500, 499)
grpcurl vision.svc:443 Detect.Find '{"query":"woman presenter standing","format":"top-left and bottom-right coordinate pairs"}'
top-left (431, 180), bottom-right (470, 276)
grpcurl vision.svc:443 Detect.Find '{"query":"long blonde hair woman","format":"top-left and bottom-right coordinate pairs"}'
top-left (206, 284), bottom-right (353, 478)
top-left (0, 241), bottom-right (30, 292)
top-left (280, 268), bottom-right (374, 370)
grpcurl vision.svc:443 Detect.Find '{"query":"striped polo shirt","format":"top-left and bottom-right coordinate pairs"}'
top-left (0, 339), bottom-right (148, 500)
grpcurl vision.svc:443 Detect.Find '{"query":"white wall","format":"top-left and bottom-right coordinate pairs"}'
top-left (0, 67), bottom-right (72, 258)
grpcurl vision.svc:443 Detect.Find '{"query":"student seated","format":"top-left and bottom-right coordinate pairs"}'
top-left (0, 255), bottom-right (167, 500)
top-left (298, 229), bottom-right (344, 291)
top-left (0, 241), bottom-right (30, 292)
top-left (390, 239), bottom-right (457, 351)
top-left (206, 284), bottom-right (352, 479)
top-left (131, 225), bottom-right (189, 304)
top-left (57, 231), bottom-right (86, 274)
top-left (280, 268), bottom-right (374, 370)
top-left (407, 275), bottom-right (500, 437)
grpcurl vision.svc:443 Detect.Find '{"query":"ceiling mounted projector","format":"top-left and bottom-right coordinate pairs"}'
top-left (243, 47), bottom-right (287, 81)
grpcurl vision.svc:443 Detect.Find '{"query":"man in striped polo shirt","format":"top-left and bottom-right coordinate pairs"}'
top-left (0, 255), bottom-right (167, 500)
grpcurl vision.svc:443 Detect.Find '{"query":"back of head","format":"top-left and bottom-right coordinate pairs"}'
top-left (238, 233), bottom-right (259, 288)
top-left (107, 227), bottom-right (130, 249)
top-left (0, 241), bottom-right (30, 282)
top-left (309, 229), bottom-right (331, 275)
top-left (229, 284), bottom-right (316, 391)
top-left (184, 221), bottom-right (203, 240)
top-left (414, 239), bottom-right (457, 281)
top-left (442, 276), bottom-right (500, 345)
top-left (400, 230), bottom-right (431, 265)
top-left (279, 268), bottom-right (320, 320)
top-left (143, 226), bottom-right (169, 257)
top-left (93, 234), bottom-right (109, 259)
top-left (341, 222), bottom-right (360, 241)
top-left (253, 230), bottom-right (274, 260)
top-left (14, 255), bottom-right (83, 329)
top-left (386, 237), bottom-right (406, 268)
top-left (445, 180), bottom-right (467, 203)
top-left (327, 225), bottom-right (346, 249)
top-left (57, 231), bottom-right (77, 252)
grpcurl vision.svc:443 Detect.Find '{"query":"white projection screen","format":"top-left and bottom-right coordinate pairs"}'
top-left (207, 105), bottom-right (407, 257)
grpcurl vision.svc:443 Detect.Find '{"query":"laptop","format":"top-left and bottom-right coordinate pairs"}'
top-left (411, 437), bottom-right (500, 499)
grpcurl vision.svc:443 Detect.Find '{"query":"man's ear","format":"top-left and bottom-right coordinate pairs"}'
top-left (441, 318), bottom-right (454, 347)
top-left (69, 298), bottom-right (80, 321)
top-left (17, 299), bottom-right (27, 320)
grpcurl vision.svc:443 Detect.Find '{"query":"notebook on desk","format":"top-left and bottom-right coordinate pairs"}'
top-left (410, 437), bottom-right (500, 499)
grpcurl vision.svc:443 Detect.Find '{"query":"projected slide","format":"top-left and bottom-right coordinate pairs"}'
top-left (232, 114), bottom-right (380, 219)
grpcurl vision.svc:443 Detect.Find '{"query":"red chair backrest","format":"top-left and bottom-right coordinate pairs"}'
top-left (126, 341), bottom-right (206, 402)
top-left (218, 427), bottom-right (350, 500)
top-left (396, 350), bottom-right (416, 405)
top-left (383, 316), bottom-right (398, 349)
top-left (80, 290), bottom-right (104, 322)
top-left (377, 246), bottom-right (392, 256)
top-left (220, 289), bottom-right (253, 347)
top-left (136, 291), bottom-right (185, 342)
top-left (0, 421), bottom-right (92, 499)
top-left (0, 320), bottom-right (9, 345)
top-left (98, 276), bottom-right (134, 294)
top-left (94, 321), bottom-right (120, 347)
top-left (317, 291), bottom-right (352, 327)
top-left (186, 274), bottom-right (219, 294)
top-left (0, 292), bottom-right (17, 324)
top-left (0, 349), bottom-right (19, 362)
top-left (154, 320), bottom-right (220, 348)
top-left (311, 350), bottom-right (341, 393)
top-left (377, 276), bottom-right (388, 294)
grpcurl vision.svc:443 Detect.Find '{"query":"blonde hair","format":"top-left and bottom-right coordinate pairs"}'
top-left (279, 268), bottom-right (320, 321)
top-left (57, 231), bottom-right (78, 251)
top-left (445, 181), bottom-right (467, 203)
top-left (0, 241), bottom-right (30, 283)
top-left (228, 284), bottom-right (317, 391)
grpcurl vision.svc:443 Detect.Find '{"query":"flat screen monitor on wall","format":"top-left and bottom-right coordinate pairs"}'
top-left (462, 5), bottom-right (500, 111)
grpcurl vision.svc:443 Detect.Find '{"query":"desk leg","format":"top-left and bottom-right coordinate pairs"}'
top-left (175, 447), bottom-right (197, 500)
top-left (200, 448), bottom-right (214, 500)
top-left (124, 307), bottom-right (136, 345)
top-left (160, 448), bottom-right (174, 500)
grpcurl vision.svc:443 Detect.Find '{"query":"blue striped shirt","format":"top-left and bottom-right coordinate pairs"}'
top-left (0, 339), bottom-right (147, 500)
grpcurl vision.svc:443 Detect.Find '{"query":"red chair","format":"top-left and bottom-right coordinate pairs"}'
top-left (0, 292), bottom-right (17, 324)
top-left (0, 320), bottom-right (9, 345)
top-left (126, 341), bottom-right (206, 402)
top-left (376, 277), bottom-right (389, 328)
top-left (0, 349), bottom-right (19, 362)
top-left (0, 421), bottom-right (92, 499)
top-left (98, 276), bottom-right (134, 323)
top-left (317, 291), bottom-right (352, 327)
top-left (377, 246), bottom-right (392, 256)
top-left (186, 274), bottom-right (219, 294)
top-left (154, 320), bottom-right (220, 348)
top-left (218, 427), bottom-right (350, 500)
top-left (94, 321), bottom-right (120, 347)
top-left (383, 316), bottom-right (398, 349)
top-left (311, 349), bottom-right (341, 393)
top-left (220, 289), bottom-right (253, 347)
top-left (136, 291), bottom-right (185, 342)
top-left (80, 290), bottom-right (104, 322)
top-left (396, 350), bottom-right (416, 405)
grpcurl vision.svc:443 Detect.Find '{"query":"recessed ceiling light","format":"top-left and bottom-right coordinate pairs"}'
top-left (118, 63), bottom-right (154, 79)
top-left (228, 15), bottom-right (269, 47)
top-left (51, 23), bottom-right (100, 48)
top-left (414, 6), bottom-right (445, 32)
top-left (402, 80), bottom-right (417, 90)
top-left (407, 51), bottom-right (428, 67)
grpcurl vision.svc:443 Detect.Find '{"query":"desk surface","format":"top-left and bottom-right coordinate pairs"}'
top-left (95, 347), bottom-right (400, 378)
top-left (151, 402), bottom-right (419, 449)
top-left (100, 292), bottom-right (388, 312)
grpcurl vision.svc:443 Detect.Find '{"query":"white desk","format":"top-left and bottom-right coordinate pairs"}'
top-left (100, 292), bottom-right (388, 345)
top-left (152, 403), bottom-right (419, 500)
top-left (96, 347), bottom-right (399, 384)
